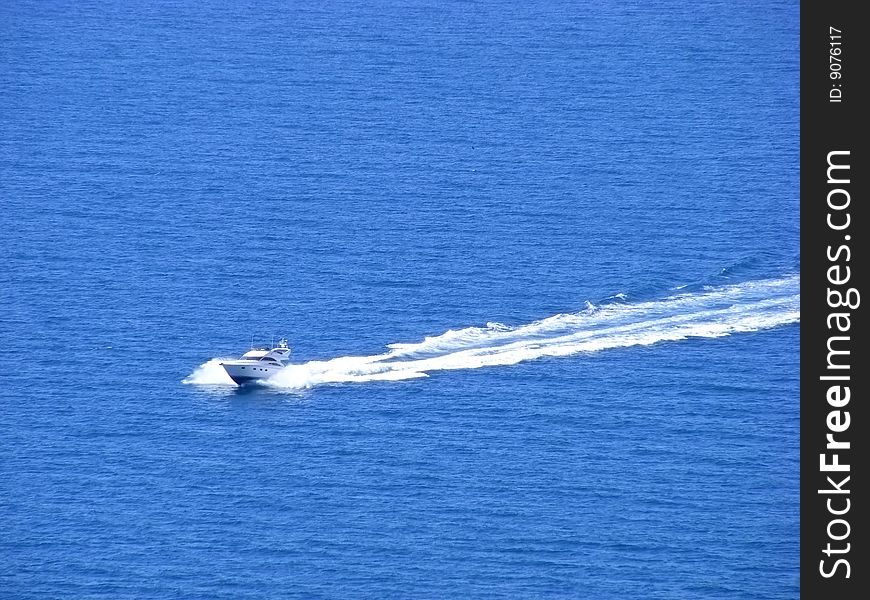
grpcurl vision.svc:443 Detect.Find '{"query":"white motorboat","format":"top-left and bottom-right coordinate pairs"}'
top-left (220, 339), bottom-right (291, 385)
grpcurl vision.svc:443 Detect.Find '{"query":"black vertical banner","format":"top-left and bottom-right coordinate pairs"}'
top-left (801, 0), bottom-right (866, 597)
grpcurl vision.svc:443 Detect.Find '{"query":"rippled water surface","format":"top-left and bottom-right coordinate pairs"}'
top-left (1, 0), bottom-right (799, 597)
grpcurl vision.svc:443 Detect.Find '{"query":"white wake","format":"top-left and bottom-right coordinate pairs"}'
top-left (184, 275), bottom-right (799, 390)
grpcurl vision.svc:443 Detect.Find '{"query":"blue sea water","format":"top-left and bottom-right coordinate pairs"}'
top-left (1, 0), bottom-right (799, 598)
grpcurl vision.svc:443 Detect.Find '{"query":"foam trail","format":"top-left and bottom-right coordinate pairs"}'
top-left (183, 358), bottom-right (236, 385)
top-left (185, 275), bottom-right (799, 390)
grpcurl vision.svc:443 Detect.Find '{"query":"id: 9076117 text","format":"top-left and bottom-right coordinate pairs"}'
top-left (829, 27), bottom-right (843, 103)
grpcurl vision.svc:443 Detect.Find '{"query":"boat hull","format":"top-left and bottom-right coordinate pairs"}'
top-left (221, 361), bottom-right (280, 385)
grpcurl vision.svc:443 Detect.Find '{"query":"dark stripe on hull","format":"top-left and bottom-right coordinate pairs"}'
top-left (228, 375), bottom-right (262, 385)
